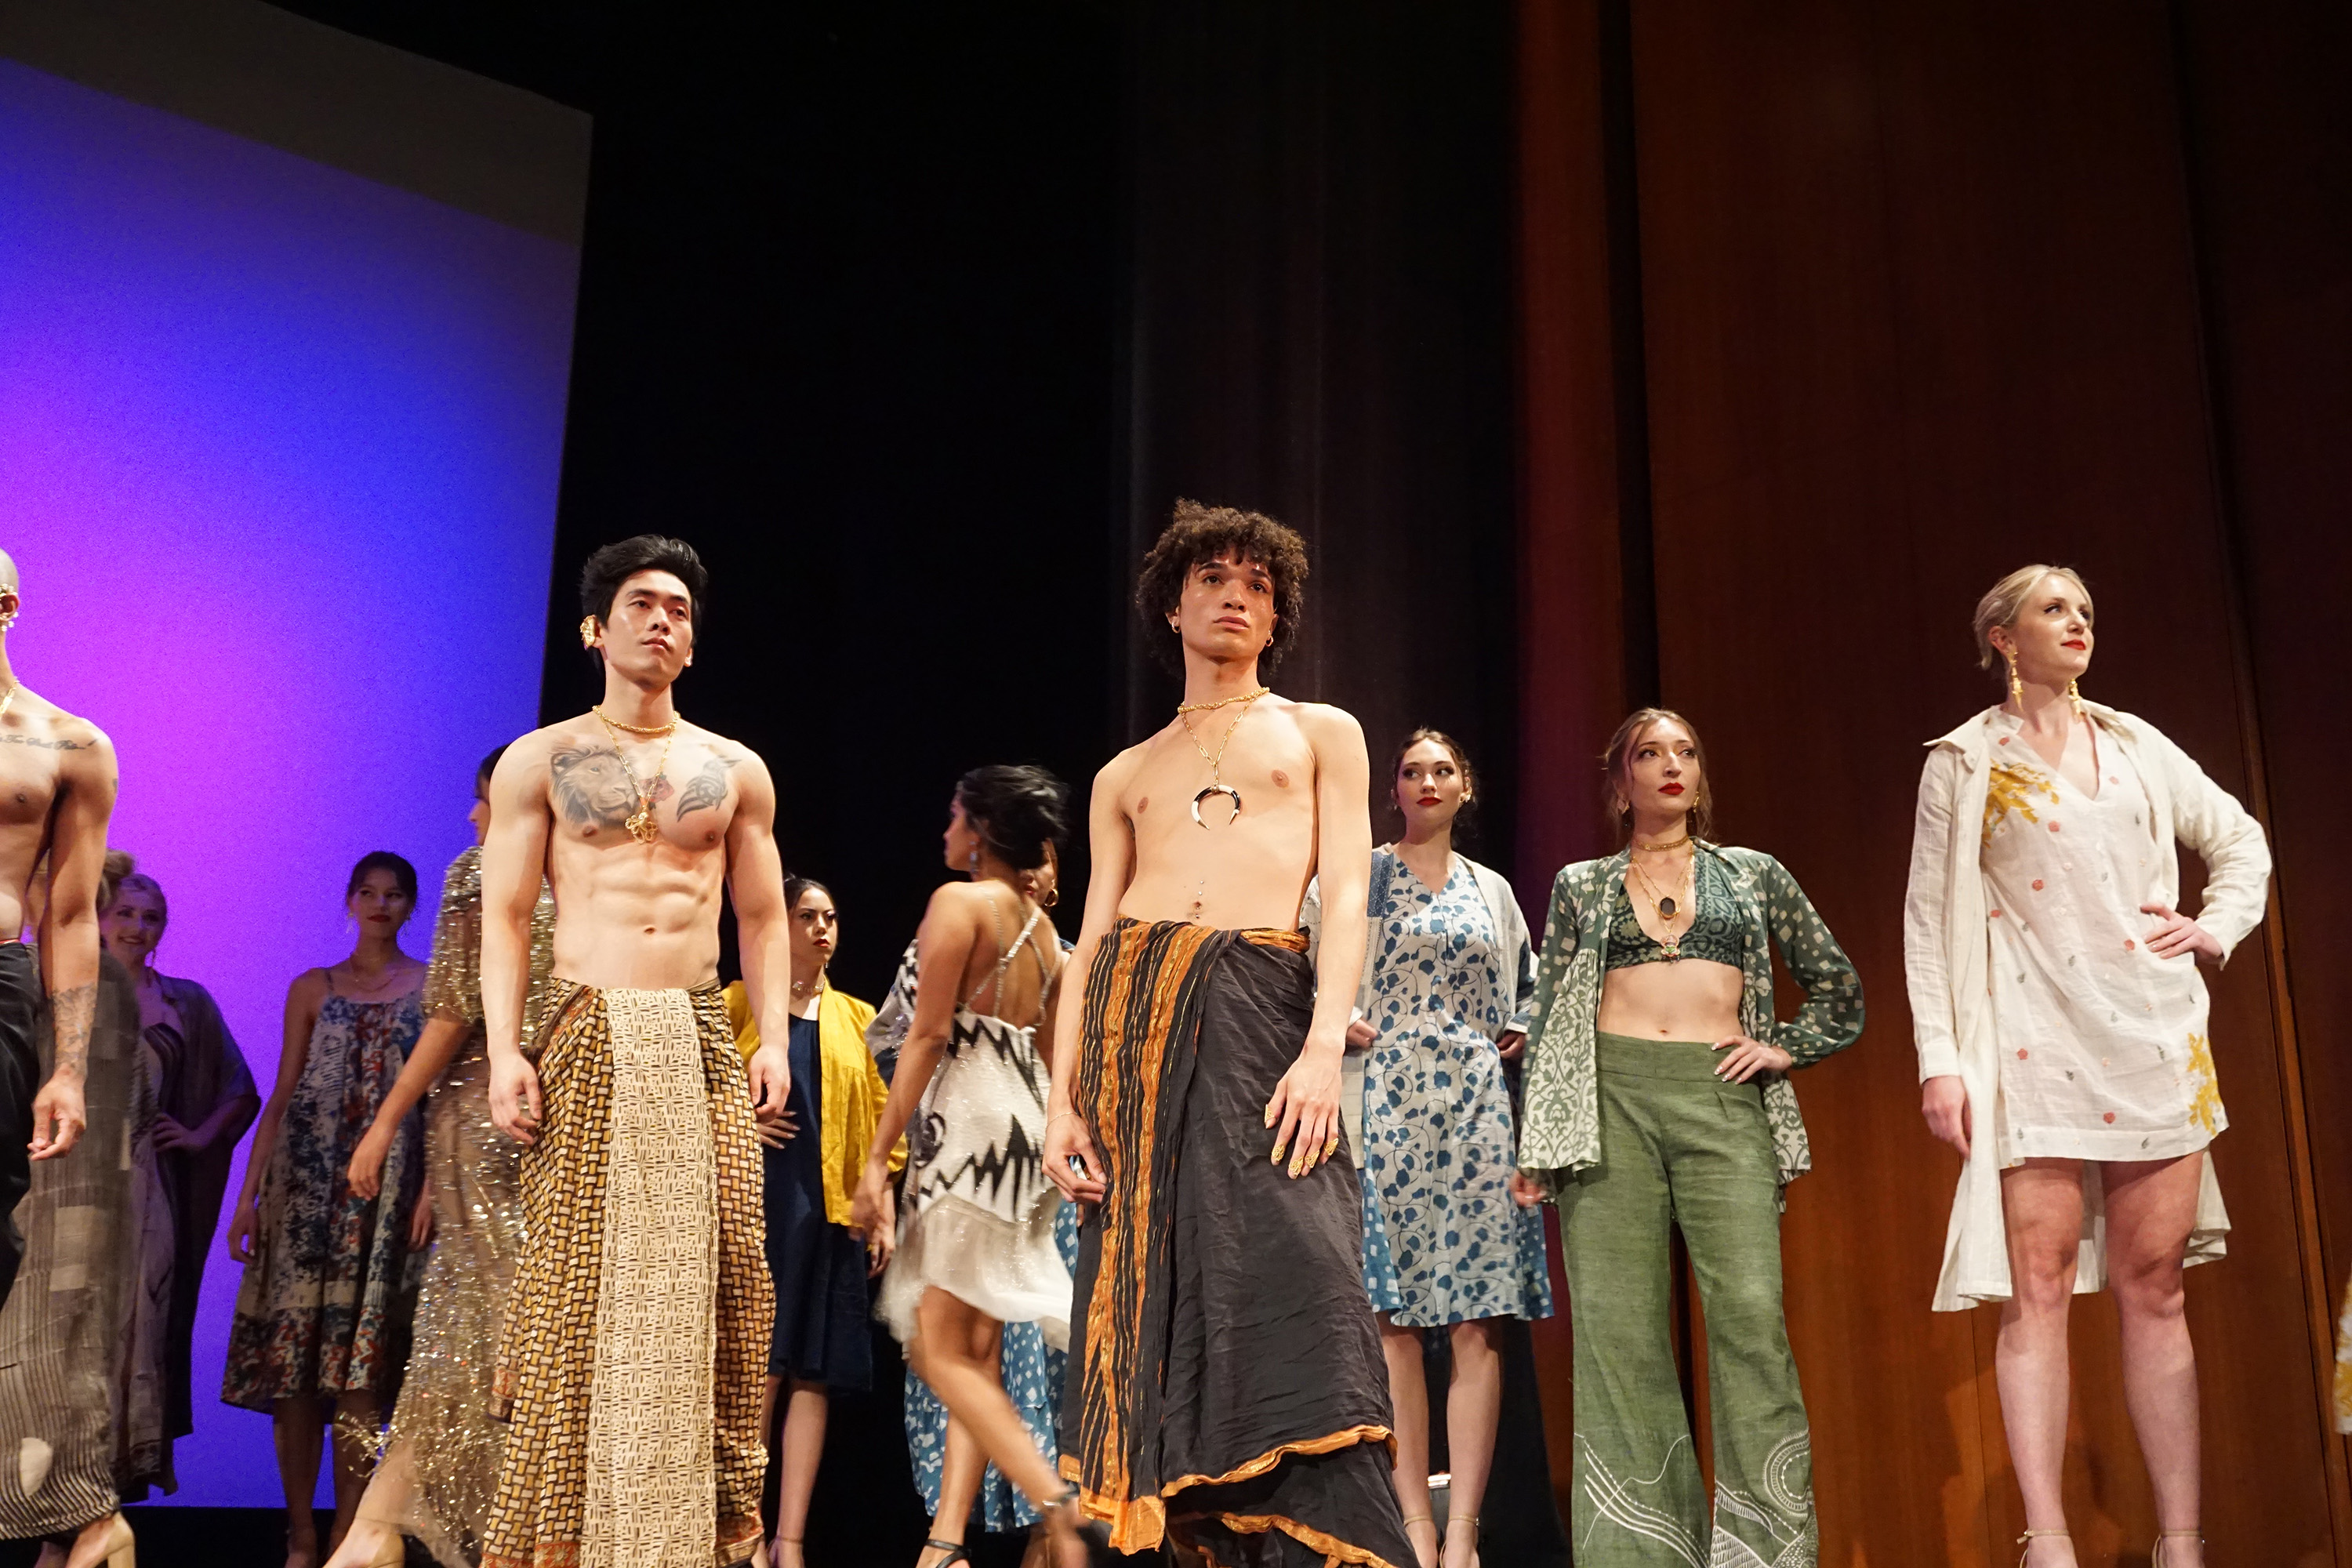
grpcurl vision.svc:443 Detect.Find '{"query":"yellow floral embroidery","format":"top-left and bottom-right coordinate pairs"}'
top-left (2185, 1032), bottom-right (2221, 1135)
top-left (1984, 762), bottom-right (2056, 844)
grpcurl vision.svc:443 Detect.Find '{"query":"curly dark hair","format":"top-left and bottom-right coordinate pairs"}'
top-left (1134, 499), bottom-right (1310, 676)
top-left (955, 764), bottom-right (1072, 872)
top-left (579, 535), bottom-right (709, 627)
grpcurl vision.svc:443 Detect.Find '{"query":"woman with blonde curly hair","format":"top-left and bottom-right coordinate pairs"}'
top-left (1905, 565), bottom-right (2270, 1568)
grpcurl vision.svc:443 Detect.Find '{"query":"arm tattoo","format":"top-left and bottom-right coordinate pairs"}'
top-left (49, 982), bottom-right (94, 1079)
top-left (548, 742), bottom-right (637, 831)
top-left (673, 755), bottom-right (738, 822)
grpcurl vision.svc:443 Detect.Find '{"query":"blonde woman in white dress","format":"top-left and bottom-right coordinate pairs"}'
top-left (1905, 565), bottom-right (2270, 1568)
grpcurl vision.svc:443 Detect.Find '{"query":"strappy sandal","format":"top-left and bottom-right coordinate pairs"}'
top-left (2016, 1529), bottom-right (2069, 1567)
top-left (2153, 1530), bottom-right (2202, 1566)
top-left (1399, 1512), bottom-right (1439, 1568)
top-left (1445, 1513), bottom-right (1481, 1568)
top-left (916, 1538), bottom-right (969, 1567)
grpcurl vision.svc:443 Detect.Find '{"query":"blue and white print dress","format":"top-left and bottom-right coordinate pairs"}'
top-left (1359, 852), bottom-right (1552, 1327)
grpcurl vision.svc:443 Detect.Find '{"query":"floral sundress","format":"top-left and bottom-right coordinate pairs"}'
top-left (221, 981), bottom-right (424, 1408)
top-left (1360, 857), bottom-right (1552, 1327)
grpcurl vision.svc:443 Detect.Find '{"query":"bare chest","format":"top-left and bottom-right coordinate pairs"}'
top-left (1125, 719), bottom-right (1314, 837)
top-left (0, 744), bottom-right (62, 829)
top-left (547, 732), bottom-right (740, 854)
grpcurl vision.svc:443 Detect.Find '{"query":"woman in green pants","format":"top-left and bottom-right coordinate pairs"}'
top-left (1518, 708), bottom-right (1863, 1567)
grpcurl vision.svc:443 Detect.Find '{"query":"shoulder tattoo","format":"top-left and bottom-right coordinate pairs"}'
top-left (675, 753), bottom-right (739, 822)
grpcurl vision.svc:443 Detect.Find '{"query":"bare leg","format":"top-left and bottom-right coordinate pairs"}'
top-left (1442, 1319), bottom-right (1504, 1568)
top-left (909, 1289), bottom-right (1085, 1568)
top-left (922, 1413), bottom-right (988, 1566)
top-left (321, 1436), bottom-right (416, 1568)
top-left (771, 1380), bottom-right (829, 1567)
top-left (60, 1511), bottom-right (131, 1568)
top-left (2104, 1153), bottom-right (2205, 1568)
top-left (274, 1396), bottom-right (328, 1568)
top-left (1997, 1160), bottom-right (2085, 1568)
top-left (1379, 1317), bottom-right (1437, 1568)
top-left (327, 1391), bottom-right (381, 1552)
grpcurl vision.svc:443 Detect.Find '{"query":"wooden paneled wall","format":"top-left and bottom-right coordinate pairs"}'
top-left (1515, 1), bottom-right (2352, 1561)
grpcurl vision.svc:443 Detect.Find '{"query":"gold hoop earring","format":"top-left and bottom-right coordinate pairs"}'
top-left (2003, 647), bottom-right (2022, 705)
top-left (579, 615), bottom-right (598, 649)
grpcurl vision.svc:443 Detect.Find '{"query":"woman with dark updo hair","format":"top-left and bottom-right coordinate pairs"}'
top-left (223, 851), bottom-right (427, 1568)
top-left (853, 765), bottom-right (1089, 1568)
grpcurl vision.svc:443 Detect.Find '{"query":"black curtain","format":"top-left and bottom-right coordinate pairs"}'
top-left (1114, 0), bottom-right (1525, 881)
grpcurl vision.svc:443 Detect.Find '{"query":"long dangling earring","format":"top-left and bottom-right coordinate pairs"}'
top-left (2066, 677), bottom-right (2085, 722)
top-left (2003, 646), bottom-right (2023, 706)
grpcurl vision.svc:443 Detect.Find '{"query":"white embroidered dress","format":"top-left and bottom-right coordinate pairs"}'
top-left (1981, 710), bottom-right (2223, 1166)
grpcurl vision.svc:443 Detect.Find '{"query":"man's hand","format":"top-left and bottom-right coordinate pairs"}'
top-left (746, 1040), bottom-right (792, 1131)
top-left (1344, 1018), bottom-right (1377, 1051)
top-left (1044, 1106), bottom-right (1106, 1207)
top-left (1497, 1029), bottom-right (1527, 1062)
top-left (488, 1049), bottom-right (543, 1144)
top-left (1265, 1035), bottom-right (1345, 1179)
top-left (28, 1071), bottom-right (85, 1161)
top-left (850, 1157), bottom-right (895, 1277)
top-left (1922, 1073), bottom-right (1971, 1156)
top-left (1508, 1170), bottom-right (1544, 1208)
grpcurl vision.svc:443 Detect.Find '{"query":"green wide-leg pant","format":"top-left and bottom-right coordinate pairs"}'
top-left (1558, 1034), bottom-right (1816, 1567)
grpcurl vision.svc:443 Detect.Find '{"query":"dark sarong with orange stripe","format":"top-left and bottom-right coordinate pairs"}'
top-left (1059, 919), bottom-right (1410, 1568)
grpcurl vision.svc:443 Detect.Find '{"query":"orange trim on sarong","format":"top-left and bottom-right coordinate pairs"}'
top-left (1160, 1422), bottom-right (1396, 1495)
top-left (1199, 1511), bottom-right (1406, 1568)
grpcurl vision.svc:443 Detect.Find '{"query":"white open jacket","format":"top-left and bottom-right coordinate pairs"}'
top-left (1904, 701), bottom-right (2271, 1311)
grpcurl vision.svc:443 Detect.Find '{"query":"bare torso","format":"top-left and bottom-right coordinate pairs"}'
top-left (1594, 858), bottom-right (1744, 1040)
top-left (1111, 698), bottom-right (1328, 929)
top-left (521, 717), bottom-right (753, 989)
top-left (0, 689), bottom-right (107, 938)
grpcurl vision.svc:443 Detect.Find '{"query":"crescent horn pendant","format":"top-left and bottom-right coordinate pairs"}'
top-left (1192, 783), bottom-right (1243, 828)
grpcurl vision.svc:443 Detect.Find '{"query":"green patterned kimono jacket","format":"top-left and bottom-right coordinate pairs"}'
top-left (1518, 843), bottom-right (1864, 1196)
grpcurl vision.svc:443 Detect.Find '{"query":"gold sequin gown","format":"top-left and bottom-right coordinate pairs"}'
top-left (364, 846), bottom-right (554, 1566)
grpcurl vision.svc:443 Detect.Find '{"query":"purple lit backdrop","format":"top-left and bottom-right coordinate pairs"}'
top-left (0, 60), bottom-right (575, 1504)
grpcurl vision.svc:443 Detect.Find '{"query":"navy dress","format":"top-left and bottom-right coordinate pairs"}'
top-left (764, 1014), bottom-right (873, 1388)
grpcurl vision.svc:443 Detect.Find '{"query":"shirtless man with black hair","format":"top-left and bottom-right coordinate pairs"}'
top-left (0, 550), bottom-right (118, 1305)
top-left (479, 535), bottom-right (793, 1568)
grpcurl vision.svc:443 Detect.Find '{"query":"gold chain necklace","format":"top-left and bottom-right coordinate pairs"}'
top-left (592, 708), bottom-right (677, 844)
top-left (1177, 684), bottom-right (1270, 715)
top-left (1178, 689), bottom-right (1266, 828)
top-left (594, 705), bottom-right (681, 736)
top-left (1628, 851), bottom-right (1693, 959)
top-left (1630, 832), bottom-right (1690, 853)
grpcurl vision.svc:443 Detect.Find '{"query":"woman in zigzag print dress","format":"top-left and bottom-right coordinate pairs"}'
top-left (854, 764), bottom-right (1089, 1568)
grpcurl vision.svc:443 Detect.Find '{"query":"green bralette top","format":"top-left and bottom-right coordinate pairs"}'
top-left (1604, 849), bottom-right (1745, 970)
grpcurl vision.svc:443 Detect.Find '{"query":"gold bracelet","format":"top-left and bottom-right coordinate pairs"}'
top-left (1047, 1110), bottom-right (1083, 1131)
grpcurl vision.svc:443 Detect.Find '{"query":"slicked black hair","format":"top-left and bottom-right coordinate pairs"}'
top-left (955, 764), bottom-right (1072, 872)
top-left (579, 535), bottom-right (710, 627)
top-left (477, 744), bottom-right (508, 795)
top-left (346, 850), bottom-right (419, 906)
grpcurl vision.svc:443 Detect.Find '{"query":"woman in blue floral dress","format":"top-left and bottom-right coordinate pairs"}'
top-left (223, 851), bottom-right (426, 1568)
top-left (1307, 730), bottom-right (1552, 1568)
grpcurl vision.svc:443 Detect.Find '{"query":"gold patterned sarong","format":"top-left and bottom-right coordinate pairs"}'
top-left (482, 981), bottom-right (770, 1568)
